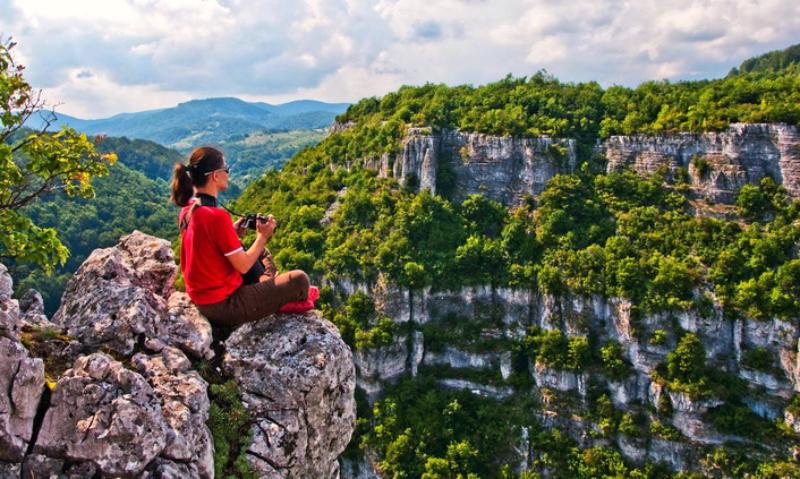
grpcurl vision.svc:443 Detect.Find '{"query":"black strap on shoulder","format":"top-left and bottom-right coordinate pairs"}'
top-left (180, 202), bottom-right (201, 234)
top-left (180, 194), bottom-right (217, 234)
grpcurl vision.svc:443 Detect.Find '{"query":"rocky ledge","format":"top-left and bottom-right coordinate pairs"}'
top-left (0, 231), bottom-right (355, 478)
top-left (603, 123), bottom-right (800, 203)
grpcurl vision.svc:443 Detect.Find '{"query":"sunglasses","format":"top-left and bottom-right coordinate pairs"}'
top-left (205, 167), bottom-right (230, 176)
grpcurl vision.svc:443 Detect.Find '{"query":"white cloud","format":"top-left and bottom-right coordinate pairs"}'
top-left (42, 68), bottom-right (192, 118)
top-left (0, 0), bottom-right (797, 118)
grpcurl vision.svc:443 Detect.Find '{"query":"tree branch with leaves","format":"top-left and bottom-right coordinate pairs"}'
top-left (0, 39), bottom-right (117, 272)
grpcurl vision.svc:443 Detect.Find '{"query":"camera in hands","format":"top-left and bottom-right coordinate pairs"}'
top-left (242, 213), bottom-right (269, 230)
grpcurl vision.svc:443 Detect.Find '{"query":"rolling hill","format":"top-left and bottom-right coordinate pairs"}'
top-left (29, 97), bottom-right (349, 153)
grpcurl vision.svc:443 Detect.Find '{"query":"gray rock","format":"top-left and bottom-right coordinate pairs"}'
top-left (0, 297), bottom-right (20, 343)
top-left (0, 461), bottom-right (20, 478)
top-left (340, 455), bottom-right (383, 479)
top-left (159, 292), bottom-right (213, 360)
top-left (671, 412), bottom-right (726, 444)
top-left (385, 129), bottom-right (577, 206)
top-left (34, 353), bottom-right (169, 477)
top-left (224, 312), bottom-right (356, 479)
top-left (667, 391), bottom-right (724, 414)
top-left (0, 264), bottom-right (20, 342)
top-left (132, 348), bottom-right (213, 479)
top-left (603, 123), bottom-right (800, 202)
top-left (18, 288), bottom-right (44, 315)
top-left (19, 288), bottom-right (51, 328)
top-left (438, 379), bottom-right (514, 400)
top-left (137, 457), bottom-right (204, 479)
top-left (0, 264), bottom-right (11, 302)
top-left (355, 337), bottom-right (408, 398)
top-left (0, 336), bottom-right (45, 462)
top-left (424, 345), bottom-right (506, 370)
top-left (22, 453), bottom-right (64, 479)
top-left (616, 435), bottom-right (648, 465)
top-left (532, 362), bottom-right (588, 396)
top-left (53, 231), bottom-right (211, 359)
top-left (53, 231), bottom-right (176, 356)
top-left (62, 461), bottom-right (98, 478)
top-left (647, 438), bottom-right (695, 472)
top-left (343, 127), bottom-right (578, 207)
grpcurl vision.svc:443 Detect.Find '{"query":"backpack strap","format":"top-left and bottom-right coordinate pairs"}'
top-left (180, 201), bottom-right (202, 234)
top-left (179, 201), bottom-right (203, 262)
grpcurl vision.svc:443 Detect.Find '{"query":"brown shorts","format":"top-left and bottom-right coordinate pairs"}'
top-left (196, 250), bottom-right (309, 326)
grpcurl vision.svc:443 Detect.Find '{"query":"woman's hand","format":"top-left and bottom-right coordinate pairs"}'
top-left (226, 214), bottom-right (276, 274)
top-left (232, 217), bottom-right (247, 237)
top-left (255, 214), bottom-right (276, 241)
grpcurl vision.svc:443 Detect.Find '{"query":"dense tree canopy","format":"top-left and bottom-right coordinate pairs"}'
top-left (229, 50), bottom-right (800, 477)
top-left (5, 38), bottom-right (798, 477)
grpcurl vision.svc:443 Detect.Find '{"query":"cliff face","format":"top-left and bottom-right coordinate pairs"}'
top-left (350, 123), bottom-right (800, 208)
top-left (360, 128), bottom-right (577, 205)
top-left (339, 279), bottom-right (800, 474)
top-left (334, 122), bottom-right (800, 476)
top-left (0, 232), bottom-right (356, 479)
top-left (603, 123), bottom-right (800, 203)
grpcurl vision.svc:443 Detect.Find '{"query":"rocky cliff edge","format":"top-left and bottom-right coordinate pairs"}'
top-left (0, 231), bottom-right (355, 478)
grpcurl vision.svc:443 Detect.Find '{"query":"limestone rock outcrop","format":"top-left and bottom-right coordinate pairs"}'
top-left (34, 353), bottom-right (170, 476)
top-left (53, 230), bottom-right (212, 359)
top-left (0, 264), bottom-right (20, 342)
top-left (18, 289), bottom-right (50, 328)
top-left (357, 128), bottom-right (577, 206)
top-left (0, 337), bottom-right (45, 463)
top-left (341, 275), bottom-right (800, 474)
top-left (0, 231), bottom-right (356, 478)
top-left (224, 312), bottom-right (357, 478)
top-left (603, 123), bottom-right (800, 202)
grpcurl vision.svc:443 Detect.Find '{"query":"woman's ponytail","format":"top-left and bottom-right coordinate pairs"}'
top-left (170, 146), bottom-right (225, 207)
top-left (170, 163), bottom-right (194, 207)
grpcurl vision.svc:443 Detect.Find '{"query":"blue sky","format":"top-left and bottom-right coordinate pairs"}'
top-left (2, 0), bottom-right (798, 119)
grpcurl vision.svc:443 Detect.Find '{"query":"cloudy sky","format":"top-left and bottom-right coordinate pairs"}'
top-left (2, 0), bottom-right (798, 119)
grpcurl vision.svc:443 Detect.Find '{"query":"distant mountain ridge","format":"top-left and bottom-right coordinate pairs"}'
top-left (29, 97), bottom-right (350, 152)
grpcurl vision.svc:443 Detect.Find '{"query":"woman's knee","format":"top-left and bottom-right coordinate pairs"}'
top-left (290, 270), bottom-right (310, 292)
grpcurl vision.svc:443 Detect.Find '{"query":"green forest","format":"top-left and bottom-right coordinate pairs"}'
top-left (227, 45), bottom-right (800, 478)
top-left (11, 136), bottom-right (181, 313)
top-left (3, 40), bottom-right (800, 478)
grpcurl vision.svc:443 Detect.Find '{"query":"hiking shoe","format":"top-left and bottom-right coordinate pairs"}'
top-left (277, 299), bottom-right (315, 314)
top-left (308, 286), bottom-right (319, 302)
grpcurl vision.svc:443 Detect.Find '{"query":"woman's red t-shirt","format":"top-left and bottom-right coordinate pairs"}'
top-left (179, 201), bottom-right (243, 304)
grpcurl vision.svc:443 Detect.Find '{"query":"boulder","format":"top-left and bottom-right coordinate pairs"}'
top-left (224, 312), bottom-right (356, 479)
top-left (0, 264), bottom-right (20, 342)
top-left (132, 348), bottom-right (213, 479)
top-left (0, 264), bottom-right (11, 303)
top-left (52, 231), bottom-right (211, 359)
top-left (18, 288), bottom-right (51, 328)
top-left (159, 292), bottom-right (214, 360)
top-left (34, 353), bottom-right (169, 477)
top-left (21, 454), bottom-right (64, 478)
top-left (0, 337), bottom-right (45, 462)
top-left (0, 462), bottom-right (20, 478)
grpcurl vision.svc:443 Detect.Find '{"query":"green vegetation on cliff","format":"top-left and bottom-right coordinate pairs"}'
top-left (6, 37), bottom-right (799, 477)
top-left (334, 44), bottom-right (799, 161)
top-left (229, 47), bottom-right (800, 478)
top-left (235, 154), bottom-right (800, 330)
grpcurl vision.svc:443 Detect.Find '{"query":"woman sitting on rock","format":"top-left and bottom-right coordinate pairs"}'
top-left (170, 146), bottom-right (317, 326)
